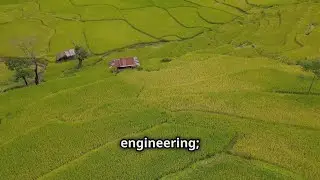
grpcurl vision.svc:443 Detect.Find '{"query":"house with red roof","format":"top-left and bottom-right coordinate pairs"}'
top-left (109, 57), bottom-right (140, 69)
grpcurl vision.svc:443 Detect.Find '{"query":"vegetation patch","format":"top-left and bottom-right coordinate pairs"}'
top-left (198, 7), bottom-right (236, 24)
top-left (0, 20), bottom-right (53, 56)
top-left (72, 0), bottom-right (153, 8)
top-left (84, 20), bottom-right (158, 54)
top-left (122, 7), bottom-right (204, 39)
top-left (162, 153), bottom-right (301, 179)
top-left (0, 1), bottom-right (320, 180)
top-left (247, 0), bottom-right (298, 7)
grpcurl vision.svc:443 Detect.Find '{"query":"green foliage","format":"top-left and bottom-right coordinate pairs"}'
top-left (14, 68), bottom-right (33, 82)
top-left (136, 66), bottom-right (143, 71)
top-left (75, 45), bottom-right (89, 61)
top-left (109, 66), bottom-right (119, 74)
top-left (298, 59), bottom-right (320, 77)
top-left (4, 58), bottom-right (32, 71)
top-left (75, 45), bottom-right (89, 68)
top-left (297, 59), bottom-right (320, 93)
top-left (4, 58), bottom-right (33, 85)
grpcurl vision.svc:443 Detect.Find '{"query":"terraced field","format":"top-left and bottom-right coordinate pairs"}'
top-left (0, 0), bottom-right (320, 180)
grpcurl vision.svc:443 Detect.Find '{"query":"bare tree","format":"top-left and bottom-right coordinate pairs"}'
top-left (17, 39), bottom-right (47, 85)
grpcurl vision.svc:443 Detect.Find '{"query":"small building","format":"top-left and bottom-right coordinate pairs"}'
top-left (109, 57), bottom-right (140, 69)
top-left (56, 49), bottom-right (76, 62)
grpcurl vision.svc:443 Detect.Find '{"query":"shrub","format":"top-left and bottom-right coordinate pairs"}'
top-left (160, 58), bottom-right (172, 63)
top-left (109, 66), bottom-right (119, 74)
top-left (74, 45), bottom-right (89, 69)
top-left (136, 66), bottom-right (143, 71)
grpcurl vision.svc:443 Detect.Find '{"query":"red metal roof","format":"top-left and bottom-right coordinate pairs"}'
top-left (112, 57), bottom-right (136, 68)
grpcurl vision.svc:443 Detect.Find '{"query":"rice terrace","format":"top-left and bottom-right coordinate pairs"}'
top-left (0, 0), bottom-right (320, 179)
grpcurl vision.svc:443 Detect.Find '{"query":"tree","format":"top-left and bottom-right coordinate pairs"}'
top-left (5, 58), bottom-right (33, 86)
top-left (109, 66), bottom-right (119, 74)
top-left (299, 60), bottom-right (320, 94)
top-left (74, 45), bottom-right (89, 68)
top-left (15, 68), bottom-right (33, 86)
top-left (17, 40), bottom-right (46, 85)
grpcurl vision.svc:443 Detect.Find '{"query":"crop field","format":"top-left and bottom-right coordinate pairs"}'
top-left (0, 0), bottom-right (320, 180)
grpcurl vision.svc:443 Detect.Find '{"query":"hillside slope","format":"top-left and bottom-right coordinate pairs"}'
top-left (0, 0), bottom-right (320, 180)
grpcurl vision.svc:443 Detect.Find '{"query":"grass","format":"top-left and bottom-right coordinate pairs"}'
top-left (152, 0), bottom-right (197, 8)
top-left (0, 0), bottom-right (31, 5)
top-left (73, 0), bottom-right (153, 8)
top-left (49, 21), bottom-right (85, 55)
top-left (215, 0), bottom-right (251, 11)
top-left (168, 111), bottom-right (320, 179)
top-left (84, 20), bottom-right (158, 54)
top-left (80, 5), bottom-right (123, 21)
top-left (0, 0), bottom-right (320, 180)
top-left (198, 7), bottom-right (236, 24)
top-left (162, 153), bottom-right (302, 180)
top-left (247, 0), bottom-right (298, 6)
top-left (168, 7), bottom-right (218, 28)
top-left (0, 63), bottom-right (13, 84)
top-left (0, 11), bottom-right (16, 23)
top-left (0, 19), bottom-right (53, 56)
top-left (40, 123), bottom-right (234, 179)
top-left (0, 108), bottom-right (169, 179)
top-left (122, 7), bottom-right (204, 39)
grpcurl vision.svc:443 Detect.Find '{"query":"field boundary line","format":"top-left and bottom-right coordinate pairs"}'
top-left (149, 2), bottom-right (212, 30)
top-left (213, 0), bottom-right (250, 15)
top-left (156, 124), bottom-right (305, 179)
top-left (157, 133), bottom-right (238, 179)
top-left (157, 154), bottom-right (218, 179)
top-left (269, 90), bottom-right (320, 96)
top-left (184, 0), bottom-right (240, 17)
top-left (244, 0), bottom-right (313, 9)
top-left (226, 152), bottom-right (305, 179)
top-left (168, 109), bottom-right (320, 132)
top-left (41, 79), bottom-right (108, 100)
top-left (37, 122), bottom-right (169, 179)
top-left (99, 29), bottom-right (208, 57)
top-left (223, 132), bottom-right (243, 152)
top-left (19, 78), bottom-right (111, 113)
top-left (51, 16), bottom-right (162, 41)
top-left (142, 66), bottom-right (269, 90)
top-left (68, 0), bottom-right (155, 11)
top-left (136, 82), bottom-right (145, 98)
top-left (0, 119), bottom-right (57, 148)
top-left (159, 151), bottom-right (303, 179)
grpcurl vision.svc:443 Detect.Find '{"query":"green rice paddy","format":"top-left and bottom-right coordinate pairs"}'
top-left (0, 0), bottom-right (320, 179)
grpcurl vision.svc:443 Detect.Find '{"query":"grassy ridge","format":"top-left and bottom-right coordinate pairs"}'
top-left (40, 124), bottom-right (234, 179)
top-left (162, 154), bottom-right (302, 180)
top-left (1, 52), bottom-right (320, 179)
top-left (169, 111), bottom-right (320, 179)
